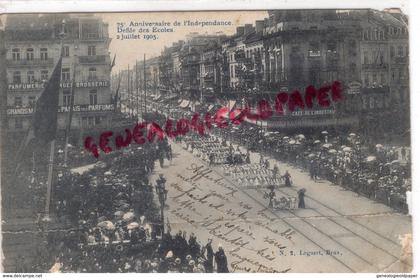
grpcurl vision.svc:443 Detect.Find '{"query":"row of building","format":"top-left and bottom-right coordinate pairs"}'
top-left (123, 9), bottom-right (409, 137)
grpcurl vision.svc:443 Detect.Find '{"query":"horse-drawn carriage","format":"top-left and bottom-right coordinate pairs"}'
top-left (263, 192), bottom-right (297, 210)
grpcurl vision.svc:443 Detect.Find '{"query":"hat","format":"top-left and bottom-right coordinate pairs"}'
top-left (189, 260), bottom-right (195, 266)
top-left (165, 251), bottom-right (173, 259)
top-left (186, 255), bottom-right (192, 261)
top-left (175, 258), bottom-right (181, 264)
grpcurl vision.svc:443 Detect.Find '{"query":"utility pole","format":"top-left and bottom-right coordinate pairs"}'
top-left (144, 53), bottom-right (147, 115)
top-left (135, 60), bottom-right (139, 119)
top-left (0, 18), bottom-right (8, 208)
top-left (127, 64), bottom-right (131, 117)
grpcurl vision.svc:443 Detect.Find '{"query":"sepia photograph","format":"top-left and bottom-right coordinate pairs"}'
top-left (0, 4), bottom-right (414, 274)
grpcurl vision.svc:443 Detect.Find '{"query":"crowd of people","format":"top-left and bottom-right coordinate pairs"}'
top-left (227, 127), bottom-right (410, 213)
top-left (30, 133), bottom-right (230, 273)
top-left (44, 228), bottom-right (229, 273)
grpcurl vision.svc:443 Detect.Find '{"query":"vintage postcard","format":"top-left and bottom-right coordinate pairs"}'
top-left (0, 4), bottom-right (413, 274)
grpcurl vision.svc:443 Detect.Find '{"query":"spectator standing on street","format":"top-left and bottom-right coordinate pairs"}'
top-left (204, 239), bottom-right (214, 273)
top-left (298, 188), bottom-right (306, 208)
top-left (283, 171), bottom-right (292, 187)
top-left (215, 244), bottom-right (229, 273)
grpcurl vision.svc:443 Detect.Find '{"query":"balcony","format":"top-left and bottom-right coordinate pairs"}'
top-left (79, 55), bottom-right (108, 64)
top-left (393, 56), bottom-right (408, 64)
top-left (6, 58), bottom-right (54, 67)
top-left (362, 63), bottom-right (388, 70)
top-left (308, 50), bottom-right (321, 58)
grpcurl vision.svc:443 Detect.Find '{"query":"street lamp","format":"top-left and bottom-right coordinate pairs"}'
top-left (155, 176), bottom-right (168, 235)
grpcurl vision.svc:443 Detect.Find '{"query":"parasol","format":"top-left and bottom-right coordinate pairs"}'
top-left (343, 147), bottom-right (352, 152)
top-left (321, 131), bottom-right (328, 135)
top-left (349, 133), bottom-right (356, 137)
top-left (127, 222), bottom-right (140, 230)
top-left (366, 156), bottom-right (377, 162)
top-left (322, 143), bottom-right (333, 149)
top-left (289, 139), bottom-right (296, 145)
top-left (375, 144), bottom-right (384, 149)
top-left (114, 211), bottom-right (124, 218)
top-left (97, 220), bottom-right (115, 230)
top-left (328, 149), bottom-right (337, 154)
top-left (123, 211), bottom-right (135, 221)
top-left (296, 134), bottom-right (305, 140)
top-left (313, 140), bottom-right (321, 144)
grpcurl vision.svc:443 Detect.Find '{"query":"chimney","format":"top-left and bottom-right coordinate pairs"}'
top-left (236, 26), bottom-right (244, 36)
top-left (244, 24), bottom-right (254, 35)
top-left (255, 20), bottom-right (264, 33)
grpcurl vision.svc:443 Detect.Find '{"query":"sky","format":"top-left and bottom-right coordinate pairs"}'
top-left (101, 11), bottom-right (268, 73)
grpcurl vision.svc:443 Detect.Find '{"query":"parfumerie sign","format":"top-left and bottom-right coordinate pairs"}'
top-left (7, 104), bottom-right (115, 115)
top-left (8, 80), bottom-right (110, 91)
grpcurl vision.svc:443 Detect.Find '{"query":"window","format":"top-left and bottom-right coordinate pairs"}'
top-left (364, 73), bottom-right (370, 87)
top-left (89, 89), bottom-right (97, 105)
top-left (380, 73), bottom-right (385, 84)
top-left (41, 70), bottom-right (49, 81)
top-left (308, 41), bottom-right (321, 57)
top-left (95, 116), bottom-right (101, 125)
top-left (14, 96), bottom-right (22, 106)
top-left (369, 97), bottom-right (375, 109)
top-left (26, 48), bottom-right (34, 61)
top-left (27, 71), bottom-right (35, 83)
top-left (363, 51), bottom-right (369, 64)
top-left (62, 46), bottom-right (70, 57)
top-left (390, 46), bottom-right (395, 58)
top-left (13, 71), bottom-right (21, 84)
top-left (88, 67), bottom-right (97, 80)
top-left (362, 96), bottom-right (367, 109)
top-left (372, 73), bottom-right (377, 84)
top-left (349, 63), bottom-right (357, 79)
top-left (397, 46), bottom-right (403, 57)
top-left (88, 117), bottom-right (94, 127)
top-left (392, 71), bottom-right (395, 81)
top-left (327, 42), bottom-right (337, 53)
top-left (15, 118), bottom-right (23, 129)
top-left (88, 45), bottom-right (96, 56)
top-left (379, 52), bottom-right (384, 64)
top-left (61, 68), bottom-right (71, 81)
top-left (12, 48), bottom-right (20, 61)
top-left (82, 117), bottom-right (88, 128)
top-left (363, 30), bottom-right (369, 40)
top-left (63, 89), bottom-right (72, 106)
top-left (28, 96), bottom-right (36, 106)
top-left (40, 48), bottom-right (48, 60)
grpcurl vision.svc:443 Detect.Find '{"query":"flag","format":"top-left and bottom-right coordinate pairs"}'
top-left (113, 74), bottom-right (122, 112)
top-left (15, 56), bottom-right (62, 165)
top-left (110, 53), bottom-right (116, 69)
top-left (32, 56), bottom-right (62, 144)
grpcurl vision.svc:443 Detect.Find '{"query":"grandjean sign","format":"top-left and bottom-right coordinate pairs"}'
top-left (7, 104), bottom-right (115, 115)
top-left (8, 80), bottom-right (110, 91)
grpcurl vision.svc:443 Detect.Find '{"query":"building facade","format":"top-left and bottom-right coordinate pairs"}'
top-left (123, 9), bottom-right (409, 136)
top-left (5, 14), bottom-right (113, 135)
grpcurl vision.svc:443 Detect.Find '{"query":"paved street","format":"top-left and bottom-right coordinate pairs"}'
top-left (149, 139), bottom-right (412, 273)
